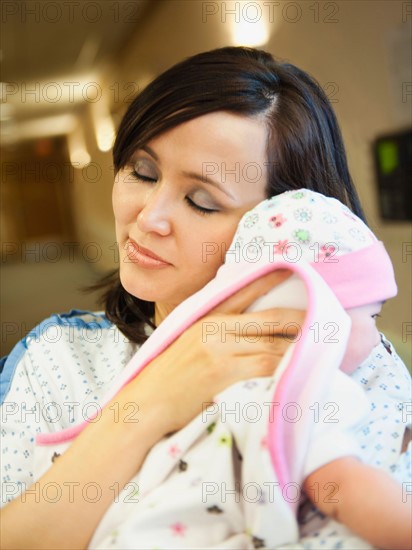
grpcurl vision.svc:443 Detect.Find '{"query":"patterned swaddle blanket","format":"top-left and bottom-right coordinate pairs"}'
top-left (33, 190), bottom-right (397, 549)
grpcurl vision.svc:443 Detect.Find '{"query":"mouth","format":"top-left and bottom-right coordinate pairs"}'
top-left (126, 239), bottom-right (172, 269)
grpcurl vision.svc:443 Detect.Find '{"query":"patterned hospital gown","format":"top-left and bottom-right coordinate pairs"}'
top-left (0, 310), bottom-right (411, 549)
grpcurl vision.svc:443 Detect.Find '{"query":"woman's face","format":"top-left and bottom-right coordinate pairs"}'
top-left (113, 111), bottom-right (268, 312)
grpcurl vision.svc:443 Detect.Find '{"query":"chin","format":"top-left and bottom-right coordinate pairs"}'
top-left (119, 270), bottom-right (155, 302)
top-left (339, 360), bottom-right (358, 375)
top-left (118, 269), bottom-right (181, 304)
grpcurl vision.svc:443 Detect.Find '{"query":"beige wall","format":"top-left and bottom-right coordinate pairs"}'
top-left (71, 0), bottom-right (411, 366)
top-left (69, 103), bottom-right (117, 270)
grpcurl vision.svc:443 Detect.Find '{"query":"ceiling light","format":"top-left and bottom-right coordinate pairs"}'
top-left (230, 1), bottom-right (271, 47)
top-left (68, 124), bottom-right (91, 169)
top-left (91, 97), bottom-right (115, 152)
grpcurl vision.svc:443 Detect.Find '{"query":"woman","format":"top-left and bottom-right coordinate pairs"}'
top-left (1, 47), bottom-right (409, 549)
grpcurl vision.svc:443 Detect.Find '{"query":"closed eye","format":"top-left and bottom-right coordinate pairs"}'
top-left (185, 197), bottom-right (219, 215)
top-left (130, 170), bottom-right (219, 215)
top-left (131, 170), bottom-right (157, 183)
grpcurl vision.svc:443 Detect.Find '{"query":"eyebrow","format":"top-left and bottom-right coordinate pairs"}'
top-left (141, 145), bottom-right (236, 200)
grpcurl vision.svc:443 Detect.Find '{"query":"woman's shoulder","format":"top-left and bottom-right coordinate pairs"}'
top-left (1, 309), bottom-right (121, 366)
top-left (0, 310), bottom-right (137, 406)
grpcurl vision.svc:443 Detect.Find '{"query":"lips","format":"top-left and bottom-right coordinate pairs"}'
top-left (126, 239), bottom-right (171, 269)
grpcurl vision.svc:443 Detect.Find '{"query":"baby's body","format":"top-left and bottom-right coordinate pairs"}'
top-left (302, 304), bottom-right (410, 550)
top-left (227, 189), bottom-right (410, 549)
top-left (3, 189), bottom-right (408, 550)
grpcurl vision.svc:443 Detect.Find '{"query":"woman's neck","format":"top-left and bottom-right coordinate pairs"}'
top-left (154, 302), bottom-right (176, 326)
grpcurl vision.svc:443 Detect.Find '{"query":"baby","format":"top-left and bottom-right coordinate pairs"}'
top-left (33, 189), bottom-right (410, 550)
top-left (225, 188), bottom-right (410, 549)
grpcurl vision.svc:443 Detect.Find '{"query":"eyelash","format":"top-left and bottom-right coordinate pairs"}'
top-left (372, 314), bottom-right (381, 319)
top-left (129, 170), bottom-right (218, 216)
top-left (185, 197), bottom-right (217, 215)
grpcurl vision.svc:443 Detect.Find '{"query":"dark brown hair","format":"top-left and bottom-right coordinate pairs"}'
top-left (100, 46), bottom-right (366, 343)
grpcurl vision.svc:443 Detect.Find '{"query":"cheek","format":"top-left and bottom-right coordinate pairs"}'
top-left (186, 237), bottom-right (223, 276)
top-left (363, 320), bottom-right (380, 350)
top-left (340, 322), bottom-right (379, 375)
top-left (112, 181), bottom-right (124, 220)
top-left (112, 181), bottom-right (138, 226)
top-left (204, 224), bottom-right (239, 262)
top-left (373, 326), bottom-right (381, 346)
top-left (184, 224), bottom-right (238, 281)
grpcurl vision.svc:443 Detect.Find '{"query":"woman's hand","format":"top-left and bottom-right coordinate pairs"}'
top-left (126, 269), bottom-right (305, 435)
top-left (1, 270), bottom-right (305, 550)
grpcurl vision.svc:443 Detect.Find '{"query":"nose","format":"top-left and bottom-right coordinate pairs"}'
top-left (136, 185), bottom-right (173, 236)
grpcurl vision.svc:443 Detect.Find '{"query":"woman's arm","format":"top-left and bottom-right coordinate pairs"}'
top-left (1, 271), bottom-right (303, 549)
top-left (304, 457), bottom-right (411, 550)
top-left (1, 385), bottom-right (168, 550)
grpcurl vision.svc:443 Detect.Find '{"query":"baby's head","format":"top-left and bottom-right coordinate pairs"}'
top-left (226, 189), bottom-right (397, 372)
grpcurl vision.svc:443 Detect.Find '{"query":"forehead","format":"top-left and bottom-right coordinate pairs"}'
top-left (143, 112), bottom-right (270, 203)
top-left (147, 111), bottom-right (268, 166)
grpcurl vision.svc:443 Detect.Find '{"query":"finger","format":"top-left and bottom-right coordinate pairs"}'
top-left (212, 269), bottom-right (293, 315)
top-left (201, 308), bottom-right (306, 338)
top-left (222, 344), bottom-right (293, 386)
top-left (201, 324), bottom-right (299, 364)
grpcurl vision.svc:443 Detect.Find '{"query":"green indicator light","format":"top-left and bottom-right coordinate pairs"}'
top-left (377, 140), bottom-right (398, 175)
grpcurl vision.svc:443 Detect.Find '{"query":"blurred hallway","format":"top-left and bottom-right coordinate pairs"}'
top-left (1, 0), bottom-right (411, 367)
